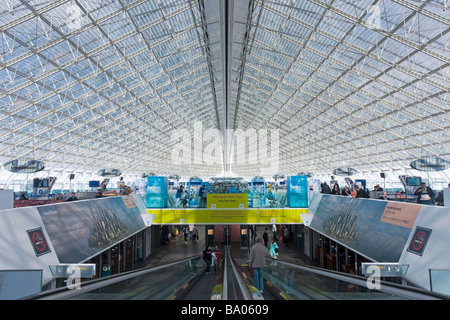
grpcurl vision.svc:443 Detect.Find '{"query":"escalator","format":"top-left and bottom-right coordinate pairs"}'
top-left (25, 246), bottom-right (447, 300)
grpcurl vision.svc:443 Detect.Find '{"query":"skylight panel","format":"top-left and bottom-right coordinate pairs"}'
top-left (79, 29), bottom-right (108, 54)
top-left (317, 13), bottom-right (352, 39)
top-left (289, 1), bottom-right (324, 25)
top-left (347, 25), bottom-right (383, 52)
top-left (330, 44), bottom-right (359, 66)
top-left (100, 15), bottom-right (135, 42)
top-left (0, 1), bottom-right (32, 27)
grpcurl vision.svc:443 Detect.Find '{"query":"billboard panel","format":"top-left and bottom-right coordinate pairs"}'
top-left (37, 196), bottom-right (146, 263)
top-left (309, 194), bottom-right (418, 262)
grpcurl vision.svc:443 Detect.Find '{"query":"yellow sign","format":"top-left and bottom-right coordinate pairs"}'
top-left (207, 193), bottom-right (248, 208)
top-left (147, 207), bottom-right (309, 225)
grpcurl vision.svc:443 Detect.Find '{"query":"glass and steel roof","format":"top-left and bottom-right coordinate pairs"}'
top-left (0, 0), bottom-right (449, 188)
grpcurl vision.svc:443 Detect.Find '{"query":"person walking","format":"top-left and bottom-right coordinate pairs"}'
top-left (269, 239), bottom-right (279, 259)
top-left (283, 226), bottom-right (290, 247)
top-left (198, 185), bottom-right (206, 208)
top-left (248, 238), bottom-right (271, 293)
top-left (180, 190), bottom-right (188, 207)
top-left (192, 225), bottom-right (199, 244)
top-left (272, 224), bottom-right (278, 242)
top-left (202, 245), bottom-right (212, 274)
top-left (188, 224), bottom-right (194, 241)
top-left (183, 226), bottom-right (189, 244)
top-left (262, 228), bottom-right (269, 247)
top-left (212, 245), bottom-right (222, 272)
top-left (249, 225), bottom-right (254, 242)
top-left (176, 185), bottom-right (184, 207)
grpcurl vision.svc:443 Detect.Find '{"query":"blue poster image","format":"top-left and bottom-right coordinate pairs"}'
top-left (287, 175), bottom-right (308, 208)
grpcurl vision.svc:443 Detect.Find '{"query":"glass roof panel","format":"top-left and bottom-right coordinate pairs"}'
top-left (0, 0), bottom-right (448, 188)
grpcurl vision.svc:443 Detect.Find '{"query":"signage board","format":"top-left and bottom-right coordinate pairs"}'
top-left (207, 193), bottom-right (248, 208)
top-left (407, 226), bottom-right (432, 256)
top-left (27, 228), bottom-right (51, 257)
top-left (147, 207), bottom-right (308, 224)
top-left (362, 263), bottom-right (403, 277)
top-left (410, 157), bottom-right (450, 172)
top-left (50, 264), bottom-right (96, 278)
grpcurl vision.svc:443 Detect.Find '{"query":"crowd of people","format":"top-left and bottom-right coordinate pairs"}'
top-left (174, 182), bottom-right (279, 209)
top-left (321, 182), bottom-right (369, 198)
top-left (202, 244), bottom-right (222, 274)
top-left (320, 181), bottom-right (448, 206)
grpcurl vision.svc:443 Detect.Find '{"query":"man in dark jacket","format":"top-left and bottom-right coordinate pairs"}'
top-left (176, 185), bottom-right (184, 207)
top-left (321, 182), bottom-right (331, 194)
top-left (262, 228), bottom-right (269, 247)
top-left (198, 185), bottom-right (206, 208)
top-left (414, 182), bottom-right (435, 205)
top-left (202, 245), bottom-right (212, 274)
top-left (66, 192), bottom-right (78, 201)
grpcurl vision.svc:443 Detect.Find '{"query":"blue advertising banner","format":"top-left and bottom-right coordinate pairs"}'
top-left (287, 175), bottom-right (308, 208)
top-left (146, 176), bottom-right (168, 208)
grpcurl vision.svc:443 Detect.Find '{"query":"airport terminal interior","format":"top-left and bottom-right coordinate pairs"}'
top-left (0, 0), bottom-right (449, 301)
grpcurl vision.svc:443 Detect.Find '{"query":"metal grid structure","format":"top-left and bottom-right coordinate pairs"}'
top-left (0, 0), bottom-right (449, 189)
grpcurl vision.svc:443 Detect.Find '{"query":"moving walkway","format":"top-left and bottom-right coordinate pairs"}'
top-left (25, 247), bottom-right (446, 300)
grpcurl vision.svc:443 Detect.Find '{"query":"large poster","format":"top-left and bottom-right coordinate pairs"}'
top-left (309, 194), bottom-right (418, 262)
top-left (38, 196), bottom-right (146, 263)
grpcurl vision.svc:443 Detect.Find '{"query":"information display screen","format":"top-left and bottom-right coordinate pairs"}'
top-left (406, 176), bottom-right (421, 186)
top-left (89, 180), bottom-right (100, 188)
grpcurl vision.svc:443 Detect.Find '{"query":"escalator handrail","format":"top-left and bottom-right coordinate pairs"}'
top-left (264, 259), bottom-right (449, 300)
top-left (227, 246), bottom-right (253, 300)
top-left (25, 255), bottom-right (202, 300)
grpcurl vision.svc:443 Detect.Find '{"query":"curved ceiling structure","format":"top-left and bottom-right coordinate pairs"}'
top-left (0, 0), bottom-right (449, 189)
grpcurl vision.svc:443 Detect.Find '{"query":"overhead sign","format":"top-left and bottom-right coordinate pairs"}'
top-left (3, 158), bottom-right (45, 173)
top-left (97, 168), bottom-right (122, 176)
top-left (362, 263), bottom-right (403, 277)
top-left (410, 156), bottom-right (450, 172)
top-left (147, 207), bottom-right (309, 224)
top-left (407, 226), bottom-right (432, 256)
top-left (50, 264), bottom-right (96, 278)
top-left (332, 167), bottom-right (357, 176)
top-left (297, 172), bottom-right (314, 177)
top-left (207, 193), bottom-right (248, 208)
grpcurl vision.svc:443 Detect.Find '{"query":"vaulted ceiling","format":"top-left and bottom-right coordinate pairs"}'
top-left (0, 0), bottom-right (449, 186)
